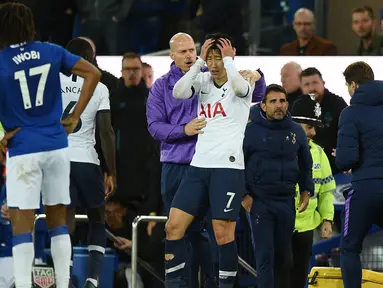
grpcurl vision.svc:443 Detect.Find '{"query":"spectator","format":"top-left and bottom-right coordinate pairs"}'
top-left (351, 6), bottom-right (383, 55)
top-left (300, 67), bottom-right (347, 174)
top-left (290, 94), bottom-right (335, 288)
top-left (142, 62), bottom-right (154, 88)
top-left (75, 0), bottom-right (134, 55)
top-left (110, 52), bottom-right (161, 212)
top-left (280, 62), bottom-right (303, 111)
top-left (280, 8), bottom-right (337, 56)
top-left (105, 196), bottom-right (164, 288)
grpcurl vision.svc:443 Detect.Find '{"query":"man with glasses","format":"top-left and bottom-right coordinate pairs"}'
top-left (110, 53), bottom-right (161, 210)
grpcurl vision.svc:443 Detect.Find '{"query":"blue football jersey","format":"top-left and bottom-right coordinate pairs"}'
top-left (0, 41), bottom-right (81, 157)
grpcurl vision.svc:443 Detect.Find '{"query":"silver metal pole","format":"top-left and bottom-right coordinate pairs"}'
top-left (238, 256), bottom-right (257, 277)
top-left (131, 215), bottom-right (168, 288)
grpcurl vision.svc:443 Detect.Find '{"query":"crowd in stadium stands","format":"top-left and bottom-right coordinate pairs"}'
top-left (1, 1), bottom-right (383, 288)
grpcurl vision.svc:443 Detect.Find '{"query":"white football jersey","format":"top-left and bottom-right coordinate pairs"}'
top-left (191, 73), bottom-right (253, 169)
top-left (60, 74), bottom-right (110, 165)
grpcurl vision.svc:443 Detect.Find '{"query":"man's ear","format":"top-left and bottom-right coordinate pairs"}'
top-left (261, 102), bottom-right (267, 112)
top-left (170, 51), bottom-right (175, 61)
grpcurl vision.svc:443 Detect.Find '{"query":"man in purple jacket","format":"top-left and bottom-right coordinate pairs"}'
top-left (146, 32), bottom-right (266, 286)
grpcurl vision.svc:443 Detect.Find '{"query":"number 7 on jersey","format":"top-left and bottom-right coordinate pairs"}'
top-left (14, 64), bottom-right (51, 110)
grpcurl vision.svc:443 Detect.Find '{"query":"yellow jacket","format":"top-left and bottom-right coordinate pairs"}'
top-left (295, 140), bottom-right (335, 232)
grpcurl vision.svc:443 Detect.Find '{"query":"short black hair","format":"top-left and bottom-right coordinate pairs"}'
top-left (205, 32), bottom-right (235, 54)
top-left (300, 67), bottom-right (323, 80)
top-left (263, 84), bottom-right (287, 103)
top-left (343, 61), bottom-right (374, 85)
top-left (0, 2), bottom-right (36, 47)
top-left (352, 6), bottom-right (374, 19)
top-left (66, 38), bottom-right (93, 62)
top-left (122, 52), bottom-right (142, 63)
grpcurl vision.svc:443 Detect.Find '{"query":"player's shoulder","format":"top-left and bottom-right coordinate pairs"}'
top-left (95, 81), bottom-right (109, 98)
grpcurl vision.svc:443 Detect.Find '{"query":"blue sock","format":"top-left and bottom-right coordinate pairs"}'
top-left (165, 238), bottom-right (189, 288)
top-left (87, 222), bottom-right (106, 286)
top-left (218, 241), bottom-right (238, 288)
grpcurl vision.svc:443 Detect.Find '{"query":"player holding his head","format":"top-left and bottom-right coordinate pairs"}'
top-left (165, 33), bottom-right (261, 287)
top-left (61, 38), bottom-right (116, 288)
top-left (0, 3), bottom-right (101, 288)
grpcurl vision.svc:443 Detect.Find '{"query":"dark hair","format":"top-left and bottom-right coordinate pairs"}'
top-left (0, 2), bottom-right (36, 47)
top-left (142, 62), bottom-right (152, 69)
top-left (300, 67), bottom-right (323, 80)
top-left (66, 38), bottom-right (93, 62)
top-left (122, 52), bottom-right (142, 63)
top-left (205, 32), bottom-right (235, 55)
top-left (343, 61), bottom-right (374, 85)
top-left (263, 84), bottom-right (287, 103)
top-left (352, 6), bottom-right (374, 19)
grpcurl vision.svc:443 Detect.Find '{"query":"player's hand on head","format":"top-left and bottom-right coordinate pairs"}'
top-left (217, 38), bottom-right (236, 59)
top-left (239, 70), bottom-right (262, 86)
top-left (61, 114), bottom-right (79, 135)
top-left (104, 172), bottom-right (116, 200)
top-left (184, 116), bottom-right (207, 136)
top-left (200, 39), bottom-right (215, 61)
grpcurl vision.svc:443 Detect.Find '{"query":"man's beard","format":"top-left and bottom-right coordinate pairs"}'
top-left (361, 30), bottom-right (373, 40)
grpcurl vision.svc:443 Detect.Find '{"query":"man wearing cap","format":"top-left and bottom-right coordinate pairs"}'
top-left (290, 94), bottom-right (335, 288)
top-left (244, 84), bottom-right (314, 288)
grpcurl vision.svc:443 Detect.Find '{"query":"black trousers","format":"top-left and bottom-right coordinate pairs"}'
top-left (291, 229), bottom-right (314, 288)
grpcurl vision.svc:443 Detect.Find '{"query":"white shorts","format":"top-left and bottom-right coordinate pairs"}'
top-left (0, 257), bottom-right (14, 288)
top-left (6, 148), bottom-right (70, 210)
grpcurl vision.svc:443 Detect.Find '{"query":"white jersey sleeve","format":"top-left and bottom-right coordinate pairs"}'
top-left (97, 83), bottom-right (110, 111)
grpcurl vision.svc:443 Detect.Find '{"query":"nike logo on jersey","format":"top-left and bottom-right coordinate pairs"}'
top-left (201, 91), bottom-right (208, 94)
top-left (224, 208), bottom-right (233, 213)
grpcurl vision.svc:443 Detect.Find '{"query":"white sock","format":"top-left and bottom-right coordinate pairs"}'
top-left (51, 234), bottom-right (71, 288)
top-left (12, 242), bottom-right (34, 288)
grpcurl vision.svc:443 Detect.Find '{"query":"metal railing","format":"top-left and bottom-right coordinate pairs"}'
top-left (131, 215), bottom-right (258, 288)
top-left (131, 215), bottom-right (168, 287)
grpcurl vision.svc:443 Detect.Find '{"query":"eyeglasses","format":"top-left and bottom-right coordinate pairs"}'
top-left (122, 67), bottom-right (141, 72)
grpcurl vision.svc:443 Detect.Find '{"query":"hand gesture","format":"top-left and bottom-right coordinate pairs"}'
top-left (0, 127), bottom-right (21, 147)
top-left (184, 117), bottom-right (207, 136)
top-left (298, 191), bottom-right (310, 213)
top-left (61, 114), bottom-right (79, 135)
top-left (239, 70), bottom-right (262, 86)
top-left (114, 236), bottom-right (132, 250)
top-left (321, 221), bottom-right (332, 239)
top-left (241, 195), bottom-right (253, 213)
top-left (104, 172), bottom-right (116, 200)
top-left (1, 203), bottom-right (10, 220)
top-left (147, 221), bottom-right (157, 236)
top-left (200, 39), bottom-right (215, 61)
top-left (217, 38), bottom-right (236, 59)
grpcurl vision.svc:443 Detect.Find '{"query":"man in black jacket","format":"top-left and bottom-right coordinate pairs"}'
top-left (336, 62), bottom-right (383, 288)
top-left (111, 52), bottom-right (161, 215)
top-left (300, 67), bottom-right (348, 174)
top-left (244, 84), bottom-right (313, 288)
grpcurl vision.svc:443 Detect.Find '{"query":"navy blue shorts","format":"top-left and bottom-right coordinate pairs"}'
top-left (171, 166), bottom-right (245, 220)
top-left (69, 162), bottom-right (105, 208)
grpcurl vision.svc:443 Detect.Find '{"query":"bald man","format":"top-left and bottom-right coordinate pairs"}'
top-left (280, 8), bottom-right (337, 56)
top-left (280, 62), bottom-right (303, 110)
top-left (146, 32), bottom-right (217, 287)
